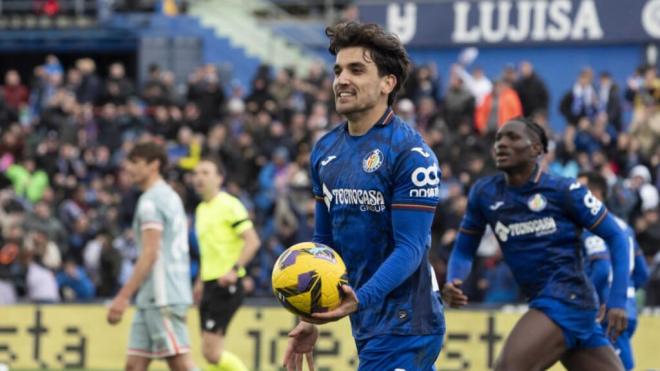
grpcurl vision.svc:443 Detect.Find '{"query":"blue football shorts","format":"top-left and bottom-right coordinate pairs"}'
top-left (355, 333), bottom-right (444, 371)
top-left (530, 297), bottom-right (610, 350)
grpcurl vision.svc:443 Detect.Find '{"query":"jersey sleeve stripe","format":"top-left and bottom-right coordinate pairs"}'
top-left (392, 203), bottom-right (436, 212)
top-left (588, 210), bottom-right (608, 230)
top-left (459, 227), bottom-right (483, 235)
top-left (141, 221), bottom-right (164, 231)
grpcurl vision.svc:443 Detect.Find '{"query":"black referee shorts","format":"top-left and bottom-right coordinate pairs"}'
top-left (199, 278), bottom-right (244, 334)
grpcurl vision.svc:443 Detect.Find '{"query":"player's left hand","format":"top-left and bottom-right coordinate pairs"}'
top-left (107, 295), bottom-right (129, 325)
top-left (605, 307), bottom-right (627, 341)
top-left (309, 285), bottom-right (358, 324)
top-left (218, 269), bottom-right (238, 287)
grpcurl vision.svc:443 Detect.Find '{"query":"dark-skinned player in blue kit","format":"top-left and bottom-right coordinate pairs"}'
top-left (282, 22), bottom-right (445, 371)
top-left (444, 117), bottom-right (630, 371)
top-left (577, 171), bottom-right (650, 371)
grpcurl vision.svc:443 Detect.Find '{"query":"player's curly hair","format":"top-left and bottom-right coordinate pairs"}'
top-left (511, 116), bottom-right (549, 154)
top-left (326, 22), bottom-right (410, 106)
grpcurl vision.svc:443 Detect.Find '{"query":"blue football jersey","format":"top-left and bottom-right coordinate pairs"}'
top-left (582, 216), bottom-right (640, 320)
top-left (460, 168), bottom-right (609, 309)
top-left (310, 108), bottom-right (444, 340)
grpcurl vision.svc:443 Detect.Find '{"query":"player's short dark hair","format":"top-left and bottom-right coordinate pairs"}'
top-left (510, 116), bottom-right (549, 154)
top-left (326, 21), bottom-right (410, 106)
top-left (578, 171), bottom-right (608, 199)
top-left (128, 142), bottom-right (168, 175)
top-left (199, 156), bottom-right (226, 177)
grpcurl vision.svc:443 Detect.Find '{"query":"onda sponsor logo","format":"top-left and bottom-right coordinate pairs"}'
top-left (323, 183), bottom-right (386, 212)
top-left (494, 217), bottom-right (557, 242)
top-left (410, 187), bottom-right (439, 198)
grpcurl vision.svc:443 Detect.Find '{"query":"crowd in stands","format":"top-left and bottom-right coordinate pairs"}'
top-left (0, 52), bottom-right (658, 308)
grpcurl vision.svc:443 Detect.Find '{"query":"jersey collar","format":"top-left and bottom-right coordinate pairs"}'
top-left (375, 107), bottom-right (395, 127)
top-left (532, 164), bottom-right (543, 183)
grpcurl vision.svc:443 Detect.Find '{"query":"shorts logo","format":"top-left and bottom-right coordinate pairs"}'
top-left (527, 193), bottom-right (547, 212)
top-left (205, 319), bottom-right (216, 330)
top-left (411, 164), bottom-right (440, 187)
top-left (362, 149), bottom-right (383, 173)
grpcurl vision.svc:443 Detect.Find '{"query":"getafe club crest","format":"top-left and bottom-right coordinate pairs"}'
top-left (362, 149), bottom-right (383, 173)
top-left (527, 193), bottom-right (547, 212)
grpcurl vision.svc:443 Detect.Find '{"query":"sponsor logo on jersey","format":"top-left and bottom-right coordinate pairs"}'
top-left (362, 149), bottom-right (384, 173)
top-left (585, 235), bottom-right (607, 255)
top-left (321, 155), bottom-right (337, 166)
top-left (527, 193), bottom-right (547, 212)
top-left (410, 147), bottom-right (430, 158)
top-left (494, 217), bottom-right (557, 242)
top-left (411, 164), bottom-right (440, 187)
top-left (410, 187), bottom-right (439, 198)
top-left (489, 201), bottom-right (504, 210)
top-left (583, 190), bottom-right (603, 215)
top-left (322, 183), bottom-right (386, 212)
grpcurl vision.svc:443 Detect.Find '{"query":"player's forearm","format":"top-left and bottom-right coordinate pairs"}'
top-left (117, 245), bottom-right (158, 300)
top-left (355, 209), bottom-right (430, 310)
top-left (594, 214), bottom-right (630, 308)
top-left (589, 259), bottom-right (611, 305)
top-left (312, 200), bottom-right (333, 246)
top-left (632, 252), bottom-right (649, 289)
top-left (237, 228), bottom-right (260, 269)
top-left (447, 231), bottom-right (481, 282)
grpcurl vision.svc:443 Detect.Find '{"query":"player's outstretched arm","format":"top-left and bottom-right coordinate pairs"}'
top-left (283, 321), bottom-right (318, 371)
top-left (107, 228), bottom-right (161, 324)
top-left (591, 213), bottom-right (630, 340)
top-left (444, 231), bottom-right (481, 308)
top-left (588, 257), bottom-right (612, 311)
top-left (632, 244), bottom-right (650, 290)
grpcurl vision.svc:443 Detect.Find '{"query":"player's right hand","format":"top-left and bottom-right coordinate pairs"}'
top-left (442, 279), bottom-right (468, 308)
top-left (605, 307), bottom-right (628, 341)
top-left (283, 321), bottom-right (318, 371)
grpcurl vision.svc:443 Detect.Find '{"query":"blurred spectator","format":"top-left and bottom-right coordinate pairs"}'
top-left (444, 70), bottom-right (475, 131)
top-left (4, 158), bottom-right (49, 203)
top-left (478, 249), bottom-right (519, 305)
top-left (474, 79), bottom-right (523, 136)
top-left (76, 58), bottom-right (102, 105)
top-left (454, 64), bottom-right (492, 106)
top-left (24, 246), bottom-right (59, 303)
top-left (514, 61), bottom-right (549, 118)
top-left (560, 68), bottom-right (598, 127)
top-left (23, 200), bottom-right (68, 253)
top-left (57, 257), bottom-right (95, 301)
top-left (625, 65), bottom-right (660, 120)
top-left (1, 70), bottom-right (29, 118)
top-left (597, 71), bottom-right (623, 132)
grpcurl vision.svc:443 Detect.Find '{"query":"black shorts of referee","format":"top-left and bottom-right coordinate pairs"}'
top-left (199, 278), bottom-right (244, 333)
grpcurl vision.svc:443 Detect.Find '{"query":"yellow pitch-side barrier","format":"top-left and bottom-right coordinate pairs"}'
top-left (0, 305), bottom-right (659, 370)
